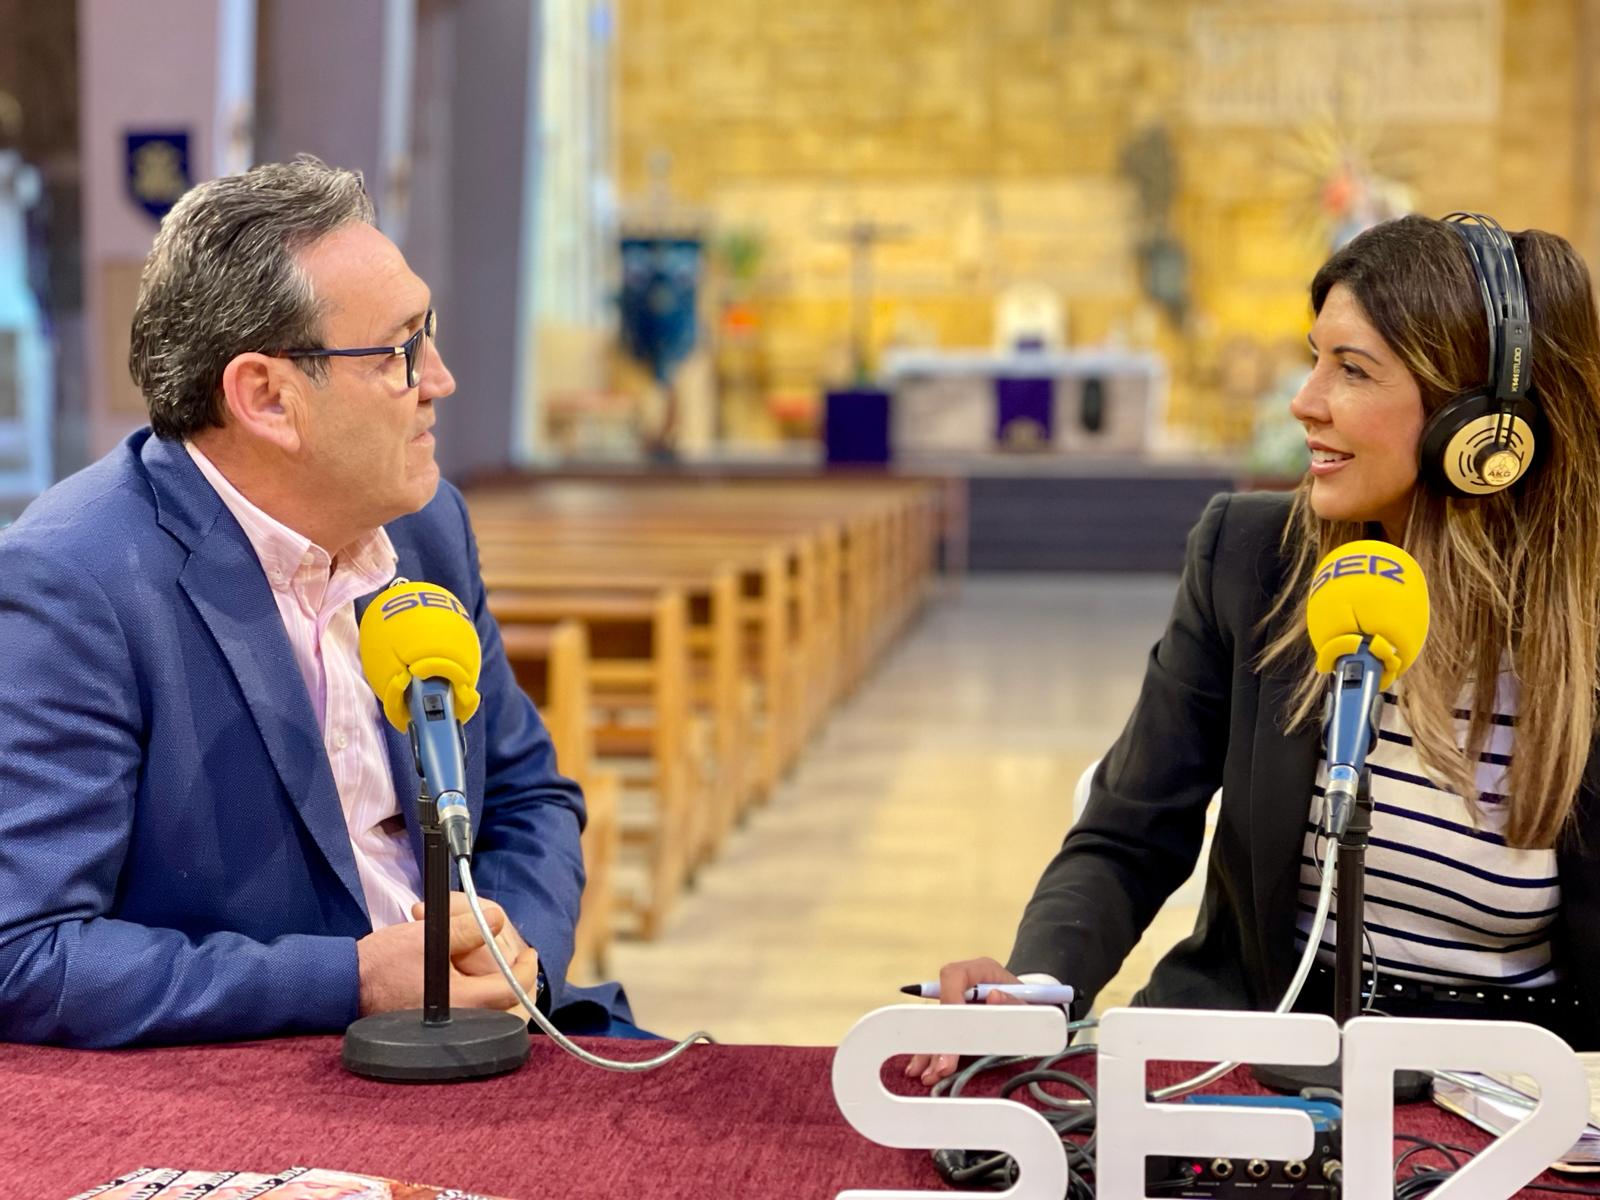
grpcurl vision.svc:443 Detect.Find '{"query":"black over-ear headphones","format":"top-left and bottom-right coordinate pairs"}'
top-left (1418, 212), bottom-right (1545, 497)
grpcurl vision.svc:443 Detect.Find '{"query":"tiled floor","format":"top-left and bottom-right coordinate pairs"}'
top-left (593, 574), bottom-right (1205, 1046)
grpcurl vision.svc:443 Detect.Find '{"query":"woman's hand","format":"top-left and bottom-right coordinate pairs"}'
top-left (902, 956), bottom-right (1024, 1087)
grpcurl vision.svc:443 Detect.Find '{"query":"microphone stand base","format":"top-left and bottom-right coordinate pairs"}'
top-left (342, 1008), bottom-right (530, 1082)
top-left (1251, 1058), bottom-right (1431, 1104)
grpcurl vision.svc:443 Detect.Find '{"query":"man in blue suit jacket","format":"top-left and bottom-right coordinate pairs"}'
top-left (0, 159), bottom-right (627, 1047)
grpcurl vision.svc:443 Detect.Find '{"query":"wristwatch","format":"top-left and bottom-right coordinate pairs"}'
top-left (533, 961), bottom-right (552, 1018)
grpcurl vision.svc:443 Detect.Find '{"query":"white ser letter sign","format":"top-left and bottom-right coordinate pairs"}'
top-left (834, 1006), bottom-right (1589, 1200)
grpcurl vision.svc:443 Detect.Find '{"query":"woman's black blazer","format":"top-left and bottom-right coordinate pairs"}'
top-left (1007, 491), bottom-right (1600, 1048)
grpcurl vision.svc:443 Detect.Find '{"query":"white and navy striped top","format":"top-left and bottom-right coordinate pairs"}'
top-left (1293, 670), bottom-right (1562, 988)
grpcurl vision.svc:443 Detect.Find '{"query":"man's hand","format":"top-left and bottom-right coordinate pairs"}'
top-left (437, 894), bottom-right (530, 977)
top-left (354, 895), bottom-right (540, 1017)
top-left (902, 956), bottom-right (1025, 1087)
top-left (419, 894), bottom-right (539, 1022)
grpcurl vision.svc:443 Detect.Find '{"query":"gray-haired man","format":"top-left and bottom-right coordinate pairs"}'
top-left (0, 159), bottom-right (630, 1045)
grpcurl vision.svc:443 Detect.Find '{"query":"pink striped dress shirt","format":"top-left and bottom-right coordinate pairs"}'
top-left (186, 443), bottom-right (423, 929)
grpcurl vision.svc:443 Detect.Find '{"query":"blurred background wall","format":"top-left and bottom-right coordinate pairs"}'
top-left (611, 0), bottom-right (1600, 452)
top-left (1, 0), bottom-right (1599, 509)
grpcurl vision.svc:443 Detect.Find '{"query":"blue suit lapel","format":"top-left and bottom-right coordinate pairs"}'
top-left (145, 435), bottom-right (370, 923)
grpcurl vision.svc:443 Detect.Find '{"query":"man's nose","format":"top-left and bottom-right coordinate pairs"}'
top-left (423, 343), bottom-right (456, 401)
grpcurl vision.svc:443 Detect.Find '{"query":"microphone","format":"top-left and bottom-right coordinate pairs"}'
top-left (358, 579), bottom-right (482, 861)
top-left (1305, 540), bottom-right (1430, 837)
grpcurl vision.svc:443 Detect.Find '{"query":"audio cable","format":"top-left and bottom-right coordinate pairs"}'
top-left (1387, 1133), bottom-right (1600, 1198)
top-left (932, 1069), bottom-right (1600, 1199)
top-left (921, 848), bottom-right (1341, 1114)
top-left (922, 833), bottom-right (1598, 1197)
top-left (1146, 839), bottom-right (1340, 1102)
top-left (931, 1034), bottom-right (1100, 1200)
top-left (1308, 788), bottom-right (1386, 1014)
top-left (458, 858), bottom-right (715, 1071)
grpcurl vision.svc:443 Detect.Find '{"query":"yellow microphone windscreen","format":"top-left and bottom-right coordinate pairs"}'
top-left (358, 580), bottom-right (482, 732)
top-left (1305, 540), bottom-right (1429, 690)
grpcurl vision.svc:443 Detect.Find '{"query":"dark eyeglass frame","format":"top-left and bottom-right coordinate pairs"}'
top-left (278, 309), bottom-right (436, 389)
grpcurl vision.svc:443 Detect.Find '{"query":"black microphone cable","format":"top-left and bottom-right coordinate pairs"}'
top-left (1388, 1132), bottom-right (1600, 1197)
top-left (930, 1032), bottom-right (1100, 1200)
top-left (928, 1054), bottom-right (1600, 1198)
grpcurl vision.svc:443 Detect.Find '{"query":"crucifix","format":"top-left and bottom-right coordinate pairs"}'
top-left (819, 219), bottom-right (910, 385)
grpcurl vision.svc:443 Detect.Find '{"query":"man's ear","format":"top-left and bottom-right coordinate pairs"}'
top-left (220, 353), bottom-right (307, 451)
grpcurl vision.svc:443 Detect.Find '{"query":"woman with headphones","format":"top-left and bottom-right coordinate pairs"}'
top-left (908, 213), bottom-right (1600, 1086)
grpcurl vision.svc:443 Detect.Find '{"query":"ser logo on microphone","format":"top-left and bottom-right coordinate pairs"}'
top-left (1310, 553), bottom-right (1406, 596)
top-left (380, 590), bottom-right (470, 619)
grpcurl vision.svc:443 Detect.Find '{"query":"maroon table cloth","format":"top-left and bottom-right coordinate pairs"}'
top-left (0, 1035), bottom-right (1574, 1197)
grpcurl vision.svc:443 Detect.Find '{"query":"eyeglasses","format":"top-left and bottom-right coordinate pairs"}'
top-left (279, 309), bottom-right (437, 389)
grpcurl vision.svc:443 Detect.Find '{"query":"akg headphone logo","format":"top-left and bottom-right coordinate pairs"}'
top-left (1481, 451), bottom-right (1521, 488)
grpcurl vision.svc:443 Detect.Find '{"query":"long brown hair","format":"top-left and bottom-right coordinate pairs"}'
top-left (1259, 215), bottom-right (1600, 848)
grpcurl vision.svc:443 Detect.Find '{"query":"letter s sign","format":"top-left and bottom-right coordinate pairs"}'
top-left (832, 1005), bottom-right (1069, 1200)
